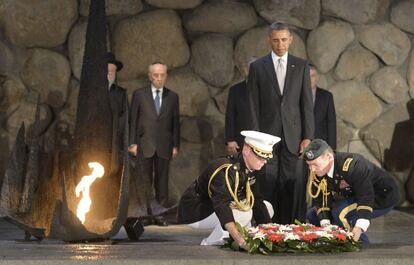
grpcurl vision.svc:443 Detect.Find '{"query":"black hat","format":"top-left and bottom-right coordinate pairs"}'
top-left (106, 52), bottom-right (123, 71)
top-left (303, 139), bottom-right (330, 161)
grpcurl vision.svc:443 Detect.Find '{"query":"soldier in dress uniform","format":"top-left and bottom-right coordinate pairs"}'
top-left (304, 139), bottom-right (399, 242)
top-left (177, 130), bottom-right (280, 249)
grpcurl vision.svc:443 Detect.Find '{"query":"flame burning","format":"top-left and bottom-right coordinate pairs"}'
top-left (75, 162), bottom-right (105, 224)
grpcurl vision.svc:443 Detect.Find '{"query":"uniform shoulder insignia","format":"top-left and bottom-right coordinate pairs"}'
top-left (342, 158), bottom-right (353, 172)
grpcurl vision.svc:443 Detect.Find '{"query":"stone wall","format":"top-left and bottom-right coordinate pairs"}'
top-left (0, 0), bottom-right (413, 205)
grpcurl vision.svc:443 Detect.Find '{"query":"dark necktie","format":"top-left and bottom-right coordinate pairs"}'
top-left (154, 89), bottom-right (161, 114)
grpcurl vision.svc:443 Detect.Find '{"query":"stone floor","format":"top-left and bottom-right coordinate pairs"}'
top-left (0, 208), bottom-right (413, 264)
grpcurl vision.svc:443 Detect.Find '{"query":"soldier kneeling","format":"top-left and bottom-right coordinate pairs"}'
top-left (177, 131), bottom-right (280, 249)
top-left (304, 139), bottom-right (400, 243)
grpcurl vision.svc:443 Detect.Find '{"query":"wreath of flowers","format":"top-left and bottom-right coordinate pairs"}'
top-left (223, 222), bottom-right (361, 254)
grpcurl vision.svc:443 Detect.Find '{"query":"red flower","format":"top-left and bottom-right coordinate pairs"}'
top-left (268, 233), bottom-right (284, 242)
top-left (333, 232), bottom-right (347, 241)
top-left (293, 226), bottom-right (304, 232)
top-left (303, 233), bottom-right (318, 241)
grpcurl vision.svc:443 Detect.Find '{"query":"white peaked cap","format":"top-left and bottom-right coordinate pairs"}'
top-left (241, 130), bottom-right (281, 159)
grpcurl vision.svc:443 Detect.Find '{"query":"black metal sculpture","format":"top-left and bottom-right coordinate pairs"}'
top-left (0, 0), bottom-right (130, 241)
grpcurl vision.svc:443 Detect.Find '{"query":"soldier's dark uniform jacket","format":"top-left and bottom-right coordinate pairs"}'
top-left (177, 154), bottom-right (271, 227)
top-left (312, 152), bottom-right (399, 222)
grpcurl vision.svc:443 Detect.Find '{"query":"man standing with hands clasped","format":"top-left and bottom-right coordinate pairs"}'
top-left (129, 62), bottom-right (180, 226)
top-left (225, 57), bottom-right (257, 155)
top-left (248, 21), bottom-right (314, 224)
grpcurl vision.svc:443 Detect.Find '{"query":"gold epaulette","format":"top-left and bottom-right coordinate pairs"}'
top-left (342, 158), bottom-right (353, 172)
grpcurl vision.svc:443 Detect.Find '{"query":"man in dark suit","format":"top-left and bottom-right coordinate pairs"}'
top-left (248, 22), bottom-right (314, 224)
top-left (106, 52), bottom-right (129, 176)
top-left (129, 62), bottom-right (180, 224)
top-left (310, 64), bottom-right (336, 149)
top-left (225, 58), bottom-right (256, 155)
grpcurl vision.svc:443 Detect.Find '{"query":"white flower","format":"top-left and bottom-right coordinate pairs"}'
top-left (248, 227), bottom-right (259, 234)
top-left (279, 225), bottom-right (292, 232)
top-left (284, 232), bottom-right (301, 241)
top-left (253, 231), bottom-right (266, 240)
top-left (345, 231), bottom-right (354, 238)
top-left (323, 224), bottom-right (339, 232)
top-left (317, 231), bottom-right (334, 239)
top-left (261, 223), bottom-right (277, 229)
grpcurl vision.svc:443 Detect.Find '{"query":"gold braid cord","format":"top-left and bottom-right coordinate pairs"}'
top-left (307, 170), bottom-right (330, 214)
top-left (208, 163), bottom-right (254, 211)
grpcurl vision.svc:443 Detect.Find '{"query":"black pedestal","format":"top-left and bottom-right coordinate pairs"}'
top-left (124, 218), bottom-right (144, 241)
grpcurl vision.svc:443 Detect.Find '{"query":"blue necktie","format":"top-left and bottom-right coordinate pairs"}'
top-left (155, 89), bottom-right (161, 114)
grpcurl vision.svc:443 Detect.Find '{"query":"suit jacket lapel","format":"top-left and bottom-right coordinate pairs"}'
top-left (145, 87), bottom-right (158, 117)
top-left (158, 88), bottom-right (169, 116)
top-left (108, 84), bottom-right (117, 115)
top-left (263, 54), bottom-right (282, 97)
top-left (283, 54), bottom-right (296, 98)
top-left (314, 88), bottom-right (321, 113)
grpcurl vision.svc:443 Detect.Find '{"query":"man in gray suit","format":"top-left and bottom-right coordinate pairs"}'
top-left (248, 22), bottom-right (314, 224)
top-left (129, 62), bottom-right (180, 224)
